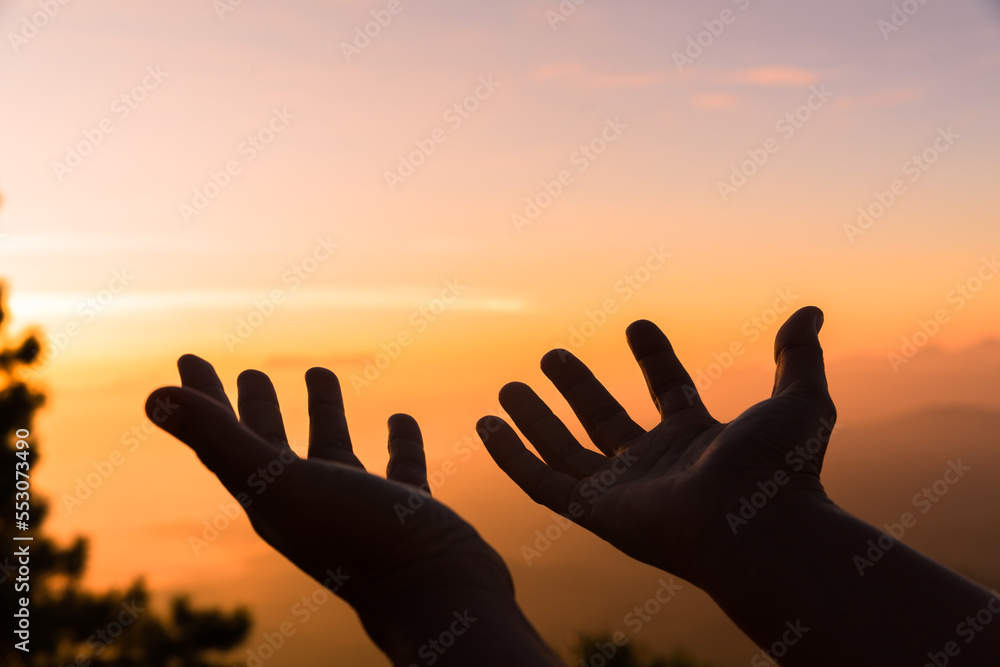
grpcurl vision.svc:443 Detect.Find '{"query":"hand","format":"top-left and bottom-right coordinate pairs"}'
top-left (477, 306), bottom-right (836, 591)
top-left (145, 355), bottom-right (551, 664)
top-left (479, 306), bottom-right (1000, 665)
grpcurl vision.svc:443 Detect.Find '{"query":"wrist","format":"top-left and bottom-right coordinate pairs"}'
top-left (375, 588), bottom-right (559, 667)
top-left (699, 480), bottom-right (834, 604)
top-left (346, 545), bottom-right (560, 667)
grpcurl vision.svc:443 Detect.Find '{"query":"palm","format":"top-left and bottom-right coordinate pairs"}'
top-left (146, 356), bottom-right (512, 637)
top-left (479, 307), bottom-right (835, 586)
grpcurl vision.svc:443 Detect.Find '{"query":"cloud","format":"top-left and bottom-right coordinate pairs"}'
top-left (8, 288), bottom-right (526, 319)
top-left (691, 93), bottom-right (740, 109)
top-left (531, 62), bottom-right (667, 89)
top-left (728, 66), bottom-right (820, 87)
top-left (834, 88), bottom-right (923, 110)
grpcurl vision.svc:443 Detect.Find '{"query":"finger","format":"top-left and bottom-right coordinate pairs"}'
top-left (304, 367), bottom-right (363, 468)
top-left (236, 369), bottom-right (290, 448)
top-left (477, 415), bottom-right (577, 514)
top-left (540, 349), bottom-right (646, 455)
top-left (625, 320), bottom-right (711, 418)
top-left (498, 382), bottom-right (608, 476)
top-left (386, 413), bottom-right (428, 491)
top-left (145, 386), bottom-right (293, 499)
top-left (177, 354), bottom-right (236, 416)
top-left (772, 306), bottom-right (836, 414)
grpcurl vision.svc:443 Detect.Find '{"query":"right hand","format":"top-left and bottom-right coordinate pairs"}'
top-left (477, 306), bottom-right (837, 590)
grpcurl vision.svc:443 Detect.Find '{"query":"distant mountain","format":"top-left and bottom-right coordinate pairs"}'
top-left (828, 339), bottom-right (1000, 424)
top-left (691, 339), bottom-right (1000, 427)
top-left (823, 403), bottom-right (1000, 591)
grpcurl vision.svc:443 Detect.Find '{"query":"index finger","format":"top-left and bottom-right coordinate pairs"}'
top-left (625, 320), bottom-right (711, 418)
top-left (177, 354), bottom-right (236, 417)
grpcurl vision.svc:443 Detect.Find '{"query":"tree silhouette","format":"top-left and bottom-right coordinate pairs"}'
top-left (0, 281), bottom-right (252, 666)
top-left (570, 631), bottom-right (718, 667)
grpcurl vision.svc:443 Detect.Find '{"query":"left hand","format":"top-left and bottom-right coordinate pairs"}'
top-left (146, 355), bottom-right (514, 645)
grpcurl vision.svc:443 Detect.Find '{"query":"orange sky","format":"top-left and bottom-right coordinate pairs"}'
top-left (2, 1), bottom-right (1000, 664)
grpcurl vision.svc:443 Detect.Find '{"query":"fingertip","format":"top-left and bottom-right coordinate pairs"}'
top-left (236, 368), bottom-right (268, 385)
top-left (625, 319), bottom-right (668, 356)
top-left (176, 353), bottom-right (209, 375)
top-left (772, 306), bottom-right (835, 408)
top-left (796, 305), bottom-right (825, 334)
top-left (177, 353), bottom-right (203, 367)
top-left (540, 348), bottom-right (574, 371)
top-left (625, 319), bottom-right (657, 336)
top-left (475, 415), bottom-right (506, 444)
top-left (304, 366), bottom-right (340, 393)
top-left (145, 387), bottom-right (184, 433)
top-left (305, 366), bottom-right (335, 381)
top-left (497, 381), bottom-right (530, 405)
top-left (387, 412), bottom-right (420, 435)
top-left (774, 306), bottom-right (825, 361)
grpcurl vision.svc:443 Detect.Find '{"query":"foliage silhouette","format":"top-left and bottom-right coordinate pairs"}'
top-left (569, 631), bottom-right (718, 667)
top-left (0, 281), bottom-right (251, 666)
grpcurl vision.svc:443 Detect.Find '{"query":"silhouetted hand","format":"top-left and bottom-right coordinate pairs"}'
top-left (477, 306), bottom-right (835, 588)
top-left (479, 306), bottom-right (1000, 666)
top-left (146, 355), bottom-right (559, 667)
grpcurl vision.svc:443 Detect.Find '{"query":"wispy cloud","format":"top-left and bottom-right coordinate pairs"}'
top-left (531, 62), bottom-right (667, 89)
top-left (834, 88), bottom-right (923, 110)
top-left (727, 66), bottom-right (820, 87)
top-left (691, 93), bottom-right (741, 109)
top-left (8, 288), bottom-right (526, 321)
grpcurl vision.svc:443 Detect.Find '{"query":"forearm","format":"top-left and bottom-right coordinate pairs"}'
top-left (372, 590), bottom-right (562, 667)
top-left (710, 494), bottom-right (1000, 665)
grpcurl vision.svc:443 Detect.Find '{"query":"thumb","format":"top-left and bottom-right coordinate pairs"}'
top-left (771, 306), bottom-right (835, 413)
top-left (146, 386), bottom-right (291, 497)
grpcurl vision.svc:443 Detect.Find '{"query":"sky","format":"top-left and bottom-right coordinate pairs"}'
top-left (1, 0), bottom-right (999, 664)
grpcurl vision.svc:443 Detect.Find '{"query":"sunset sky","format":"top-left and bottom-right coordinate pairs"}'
top-left (2, 0), bottom-right (999, 664)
